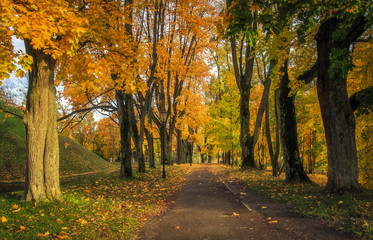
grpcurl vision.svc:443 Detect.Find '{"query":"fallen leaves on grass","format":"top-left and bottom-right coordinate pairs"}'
top-left (1, 216), bottom-right (7, 222)
top-left (0, 165), bottom-right (189, 240)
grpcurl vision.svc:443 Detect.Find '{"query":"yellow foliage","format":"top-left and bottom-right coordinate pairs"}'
top-left (346, 37), bottom-right (373, 188)
top-left (1, 216), bottom-right (7, 222)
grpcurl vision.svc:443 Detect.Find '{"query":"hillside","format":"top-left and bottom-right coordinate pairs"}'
top-left (0, 101), bottom-right (117, 181)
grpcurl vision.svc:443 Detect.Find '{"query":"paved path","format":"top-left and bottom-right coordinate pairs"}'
top-left (136, 165), bottom-right (354, 240)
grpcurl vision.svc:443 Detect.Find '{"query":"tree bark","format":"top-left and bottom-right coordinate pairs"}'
top-left (116, 91), bottom-right (133, 178)
top-left (130, 100), bottom-right (146, 172)
top-left (145, 128), bottom-right (155, 168)
top-left (316, 18), bottom-right (361, 192)
top-left (265, 99), bottom-right (280, 177)
top-left (187, 141), bottom-right (193, 166)
top-left (176, 129), bottom-right (184, 164)
top-left (278, 59), bottom-right (309, 182)
top-left (23, 39), bottom-right (62, 202)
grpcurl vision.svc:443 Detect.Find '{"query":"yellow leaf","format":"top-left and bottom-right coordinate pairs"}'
top-left (232, 212), bottom-right (239, 217)
top-left (12, 208), bottom-right (21, 213)
top-left (19, 226), bottom-right (26, 231)
top-left (36, 231), bottom-right (50, 237)
top-left (15, 69), bottom-right (24, 78)
top-left (12, 204), bottom-right (19, 209)
top-left (175, 226), bottom-right (180, 229)
top-left (1, 216), bottom-right (7, 222)
top-left (76, 218), bottom-right (87, 224)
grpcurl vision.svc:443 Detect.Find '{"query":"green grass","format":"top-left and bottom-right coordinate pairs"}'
top-left (224, 167), bottom-right (373, 239)
top-left (0, 165), bottom-right (188, 239)
top-left (0, 101), bottom-right (117, 181)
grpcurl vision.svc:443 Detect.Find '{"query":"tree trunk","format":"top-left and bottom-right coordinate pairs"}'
top-left (116, 91), bottom-right (132, 178)
top-left (145, 128), bottom-right (155, 168)
top-left (188, 141), bottom-right (193, 166)
top-left (176, 129), bottom-right (185, 164)
top-left (166, 131), bottom-right (172, 165)
top-left (130, 102), bottom-right (146, 172)
top-left (239, 81), bottom-right (256, 168)
top-left (278, 59), bottom-right (309, 182)
top-left (23, 39), bottom-right (62, 202)
top-left (265, 99), bottom-right (280, 177)
top-left (316, 18), bottom-right (360, 192)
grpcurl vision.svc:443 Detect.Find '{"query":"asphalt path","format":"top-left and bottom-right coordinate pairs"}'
top-left (136, 165), bottom-right (354, 240)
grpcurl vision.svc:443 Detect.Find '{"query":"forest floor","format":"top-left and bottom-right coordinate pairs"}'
top-left (135, 164), bottom-right (356, 240)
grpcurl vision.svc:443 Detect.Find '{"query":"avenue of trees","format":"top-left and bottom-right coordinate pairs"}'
top-left (0, 0), bottom-right (372, 202)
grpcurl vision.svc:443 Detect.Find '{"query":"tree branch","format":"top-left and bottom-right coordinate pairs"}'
top-left (297, 61), bottom-right (318, 84)
top-left (349, 86), bottom-right (373, 114)
top-left (0, 105), bottom-right (23, 119)
top-left (57, 105), bottom-right (116, 122)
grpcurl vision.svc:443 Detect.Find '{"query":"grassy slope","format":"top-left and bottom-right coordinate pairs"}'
top-left (0, 101), bottom-right (116, 181)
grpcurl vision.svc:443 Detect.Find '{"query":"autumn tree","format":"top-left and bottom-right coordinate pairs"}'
top-left (299, 0), bottom-right (372, 192)
top-left (348, 36), bottom-right (373, 188)
top-left (56, 0), bottom-right (137, 178)
top-left (149, 0), bottom-right (216, 165)
top-left (0, 0), bottom-right (87, 202)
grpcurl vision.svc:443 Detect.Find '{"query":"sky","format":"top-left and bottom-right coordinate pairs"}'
top-left (1, 37), bottom-right (27, 105)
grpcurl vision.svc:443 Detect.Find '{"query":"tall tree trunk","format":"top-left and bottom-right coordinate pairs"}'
top-left (265, 96), bottom-right (280, 177)
top-left (23, 39), bottom-right (62, 202)
top-left (145, 128), bottom-right (155, 168)
top-left (176, 129), bottom-right (182, 164)
top-left (165, 131), bottom-right (172, 165)
top-left (116, 91), bottom-right (132, 178)
top-left (188, 141), bottom-right (193, 166)
top-left (316, 18), bottom-right (360, 192)
top-left (278, 59), bottom-right (309, 182)
top-left (130, 102), bottom-right (146, 172)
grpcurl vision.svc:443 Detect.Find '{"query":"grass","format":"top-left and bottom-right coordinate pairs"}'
top-left (0, 101), bottom-right (116, 181)
top-left (223, 166), bottom-right (373, 239)
top-left (0, 165), bottom-right (189, 239)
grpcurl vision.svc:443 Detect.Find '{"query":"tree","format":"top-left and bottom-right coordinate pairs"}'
top-left (312, 1), bottom-right (371, 192)
top-left (150, 0), bottom-right (216, 165)
top-left (56, 0), bottom-right (137, 178)
top-left (0, 0), bottom-right (87, 202)
top-left (224, 0), bottom-right (257, 168)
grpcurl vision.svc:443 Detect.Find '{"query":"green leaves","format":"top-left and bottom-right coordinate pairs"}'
top-left (329, 47), bottom-right (353, 79)
top-left (223, 0), bottom-right (257, 42)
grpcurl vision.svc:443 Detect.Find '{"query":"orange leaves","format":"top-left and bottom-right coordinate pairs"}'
top-left (36, 231), bottom-right (50, 238)
top-left (12, 204), bottom-right (21, 213)
top-left (1, 216), bottom-right (7, 222)
top-left (1, 0), bottom-right (88, 85)
top-left (76, 218), bottom-right (88, 225)
top-left (4, 0), bottom-right (88, 58)
top-left (266, 217), bottom-right (278, 224)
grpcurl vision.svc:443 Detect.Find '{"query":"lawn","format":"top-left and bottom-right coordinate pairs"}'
top-left (0, 165), bottom-right (189, 239)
